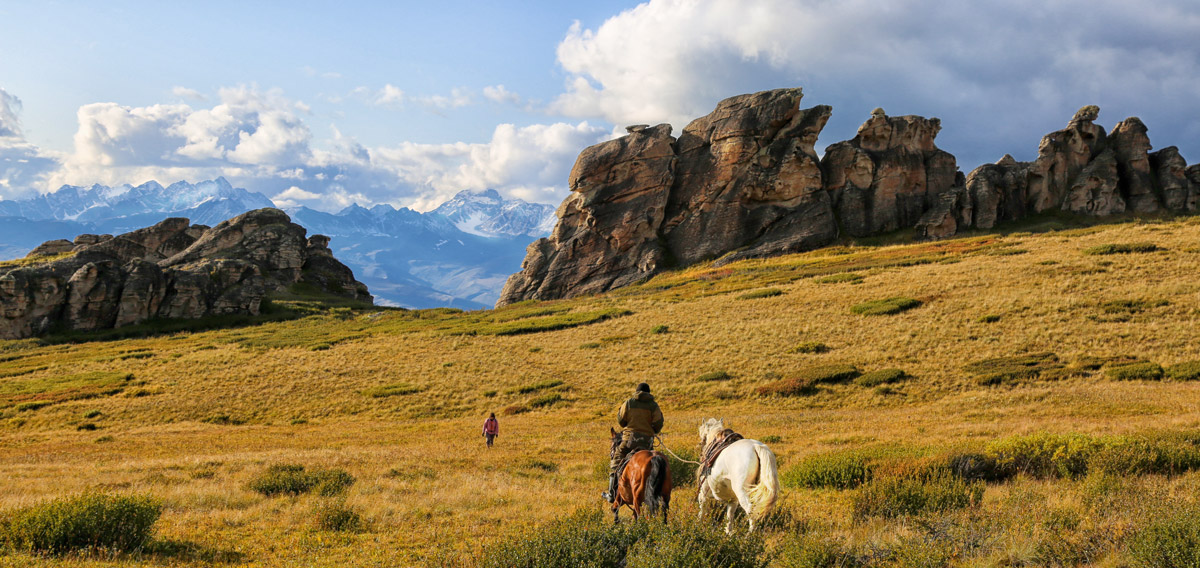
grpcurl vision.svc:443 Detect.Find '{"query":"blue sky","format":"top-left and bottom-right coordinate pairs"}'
top-left (2, 0), bottom-right (1199, 212)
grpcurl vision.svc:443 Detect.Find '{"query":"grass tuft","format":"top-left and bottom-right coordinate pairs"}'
top-left (695, 371), bottom-right (732, 382)
top-left (737, 288), bottom-right (783, 300)
top-left (789, 342), bottom-right (829, 354)
top-left (1083, 242), bottom-right (1161, 255)
top-left (850, 297), bottom-right (921, 316)
top-left (247, 464), bottom-right (354, 497)
top-left (1166, 361), bottom-right (1200, 381)
top-left (852, 472), bottom-right (983, 519)
top-left (964, 352), bottom-right (1063, 385)
top-left (1106, 361), bottom-right (1165, 381)
top-left (0, 492), bottom-right (161, 554)
top-left (854, 368), bottom-right (908, 387)
top-left (362, 383), bottom-right (424, 398)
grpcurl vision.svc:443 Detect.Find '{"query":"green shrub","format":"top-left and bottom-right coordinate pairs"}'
top-left (795, 364), bottom-right (860, 384)
top-left (482, 390), bottom-right (498, 398)
top-left (502, 404), bottom-right (530, 416)
top-left (529, 393), bottom-right (562, 409)
top-left (852, 472), bottom-right (983, 519)
top-left (202, 414), bottom-right (245, 425)
top-left (579, 342), bottom-right (601, 349)
top-left (1082, 242), bottom-right (1160, 255)
top-left (362, 383), bottom-right (424, 398)
top-left (76, 423), bottom-right (98, 431)
top-left (737, 288), bottom-right (783, 300)
top-left (696, 370), bottom-right (731, 382)
top-left (15, 402), bottom-right (49, 412)
top-left (1089, 432), bottom-right (1200, 476)
top-left (83, 410), bottom-right (102, 419)
top-left (315, 501), bottom-right (364, 532)
top-left (756, 377), bottom-right (817, 397)
top-left (0, 492), bottom-right (161, 554)
top-left (855, 368), bottom-right (907, 387)
top-left (1128, 503), bottom-right (1200, 568)
top-left (783, 451), bottom-right (872, 489)
top-left (1100, 298), bottom-right (1169, 314)
top-left (510, 379), bottom-right (564, 395)
top-left (850, 297), bottom-right (921, 316)
top-left (977, 314), bottom-right (1002, 323)
top-left (772, 534), bottom-right (850, 568)
top-left (985, 432), bottom-right (1102, 478)
top-left (1167, 361), bottom-right (1200, 381)
top-left (665, 447), bottom-right (700, 487)
top-left (1106, 361), bottom-right (1164, 381)
top-left (943, 451), bottom-right (1003, 482)
top-left (815, 273), bottom-right (864, 285)
top-left (790, 342), bottom-right (829, 354)
top-left (759, 435), bottom-right (782, 444)
top-left (650, 325), bottom-right (669, 334)
top-left (480, 509), bottom-right (767, 568)
top-left (964, 352), bottom-right (1063, 385)
top-left (247, 464), bottom-right (354, 497)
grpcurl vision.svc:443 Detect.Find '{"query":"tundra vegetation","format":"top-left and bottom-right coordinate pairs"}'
top-left (2, 217), bottom-right (1200, 565)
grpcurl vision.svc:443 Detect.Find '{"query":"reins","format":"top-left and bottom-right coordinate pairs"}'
top-left (654, 435), bottom-right (701, 465)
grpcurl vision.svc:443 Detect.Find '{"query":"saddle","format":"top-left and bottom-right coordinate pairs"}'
top-left (699, 428), bottom-right (743, 484)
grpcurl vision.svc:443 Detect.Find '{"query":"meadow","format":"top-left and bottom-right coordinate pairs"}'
top-left (2, 214), bottom-right (1200, 566)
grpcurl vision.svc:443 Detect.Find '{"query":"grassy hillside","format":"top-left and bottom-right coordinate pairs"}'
top-left (2, 216), bottom-right (1200, 566)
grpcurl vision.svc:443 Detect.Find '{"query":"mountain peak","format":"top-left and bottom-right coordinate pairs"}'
top-left (431, 189), bottom-right (555, 238)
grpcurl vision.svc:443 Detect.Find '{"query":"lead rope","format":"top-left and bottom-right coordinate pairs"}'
top-left (654, 435), bottom-right (702, 465)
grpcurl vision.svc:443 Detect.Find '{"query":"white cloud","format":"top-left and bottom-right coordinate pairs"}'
top-left (483, 84), bottom-right (522, 105)
top-left (375, 84), bottom-right (406, 106)
top-left (417, 87), bottom-right (473, 111)
top-left (0, 88), bottom-right (63, 200)
top-left (0, 88), bottom-right (25, 138)
top-left (552, 0), bottom-right (1200, 166)
top-left (171, 86), bottom-right (208, 102)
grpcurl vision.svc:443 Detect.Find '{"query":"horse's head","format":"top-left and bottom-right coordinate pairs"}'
top-left (609, 427), bottom-right (622, 458)
top-left (698, 418), bottom-right (725, 449)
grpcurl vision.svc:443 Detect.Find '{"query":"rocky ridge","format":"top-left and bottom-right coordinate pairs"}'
top-left (0, 208), bottom-right (371, 339)
top-left (500, 88), bottom-right (1198, 305)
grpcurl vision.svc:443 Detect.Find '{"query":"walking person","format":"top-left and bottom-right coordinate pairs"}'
top-left (483, 412), bottom-right (499, 448)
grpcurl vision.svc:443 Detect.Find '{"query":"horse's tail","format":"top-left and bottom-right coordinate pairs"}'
top-left (748, 443), bottom-right (780, 522)
top-left (642, 453), bottom-right (667, 516)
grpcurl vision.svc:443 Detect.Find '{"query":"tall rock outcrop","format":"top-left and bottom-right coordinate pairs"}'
top-left (500, 89), bottom-right (1197, 306)
top-left (0, 208), bottom-right (371, 339)
top-left (499, 89), bottom-right (842, 304)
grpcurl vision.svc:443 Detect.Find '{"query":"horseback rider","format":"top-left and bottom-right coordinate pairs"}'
top-left (603, 382), bottom-right (663, 503)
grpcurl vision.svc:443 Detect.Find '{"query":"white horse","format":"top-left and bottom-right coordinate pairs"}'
top-left (696, 418), bottom-right (780, 533)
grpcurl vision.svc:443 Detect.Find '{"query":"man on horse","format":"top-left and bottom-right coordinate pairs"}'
top-left (603, 382), bottom-right (663, 503)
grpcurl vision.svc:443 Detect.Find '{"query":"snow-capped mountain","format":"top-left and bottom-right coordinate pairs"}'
top-left (0, 182), bottom-right (557, 309)
top-left (432, 189), bottom-right (557, 237)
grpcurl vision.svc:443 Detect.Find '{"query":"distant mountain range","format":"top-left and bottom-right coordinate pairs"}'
top-left (0, 179), bottom-right (556, 309)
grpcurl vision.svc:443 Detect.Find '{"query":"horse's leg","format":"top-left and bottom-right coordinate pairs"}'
top-left (630, 476), bottom-right (644, 521)
top-left (724, 503), bottom-right (737, 535)
top-left (731, 483), bottom-right (756, 532)
top-left (612, 502), bottom-right (620, 524)
top-left (696, 481), bottom-right (709, 520)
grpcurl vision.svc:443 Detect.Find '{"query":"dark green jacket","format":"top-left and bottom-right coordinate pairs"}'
top-left (618, 391), bottom-right (663, 438)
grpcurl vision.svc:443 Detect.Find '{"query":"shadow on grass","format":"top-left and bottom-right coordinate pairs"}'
top-left (141, 538), bottom-right (246, 564)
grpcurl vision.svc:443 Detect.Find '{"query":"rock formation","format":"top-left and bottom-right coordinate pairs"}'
top-left (500, 89), bottom-right (1196, 306)
top-left (0, 208), bottom-right (371, 339)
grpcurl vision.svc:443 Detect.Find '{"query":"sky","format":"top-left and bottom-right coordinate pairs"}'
top-left (1, 0), bottom-right (1199, 212)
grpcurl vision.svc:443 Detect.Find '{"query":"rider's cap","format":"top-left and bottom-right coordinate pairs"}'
top-left (636, 382), bottom-right (650, 393)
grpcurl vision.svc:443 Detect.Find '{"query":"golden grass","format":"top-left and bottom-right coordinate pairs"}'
top-left (2, 218), bottom-right (1200, 564)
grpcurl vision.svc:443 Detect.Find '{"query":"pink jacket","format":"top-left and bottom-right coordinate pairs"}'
top-left (483, 417), bottom-right (499, 436)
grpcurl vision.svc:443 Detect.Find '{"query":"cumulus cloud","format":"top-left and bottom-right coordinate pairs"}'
top-left (0, 88), bottom-right (62, 199)
top-left (374, 84), bottom-right (406, 106)
top-left (552, 0), bottom-right (1200, 167)
top-left (483, 85), bottom-right (522, 105)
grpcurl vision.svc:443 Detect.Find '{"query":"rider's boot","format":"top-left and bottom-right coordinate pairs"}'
top-left (601, 473), bottom-right (618, 502)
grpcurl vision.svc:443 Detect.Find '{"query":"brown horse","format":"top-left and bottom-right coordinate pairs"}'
top-left (608, 428), bottom-right (672, 524)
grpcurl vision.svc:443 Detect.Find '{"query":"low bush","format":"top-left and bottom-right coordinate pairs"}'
top-left (759, 435), bottom-right (782, 444)
top-left (665, 447), bottom-right (699, 487)
top-left (850, 296), bottom-right (921, 316)
top-left (1082, 242), bottom-right (1160, 255)
top-left (783, 451), bottom-right (872, 490)
top-left (815, 273), bottom-right (864, 285)
top-left (529, 393), bottom-right (562, 409)
top-left (202, 414), bottom-right (245, 425)
top-left (1127, 503), bottom-right (1200, 568)
top-left (247, 464), bottom-right (355, 497)
top-left (977, 314), bottom-right (1002, 323)
top-left (1106, 361), bottom-right (1164, 381)
top-left (795, 364), bottom-right (860, 384)
top-left (852, 472), bottom-right (983, 519)
top-left (772, 534), bottom-right (851, 568)
top-left (1166, 361), bottom-right (1200, 381)
top-left (76, 423), bottom-right (98, 431)
top-left (756, 377), bottom-right (818, 397)
top-left (986, 432), bottom-right (1102, 479)
top-left (964, 352), bottom-right (1064, 385)
top-left (854, 368), bottom-right (907, 387)
top-left (502, 404), bottom-right (530, 416)
top-left (480, 509), bottom-right (767, 568)
top-left (510, 379), bottom-right (563, 395)
top-left (0, 492), bottom-right (161, 554)
top-left (790, 342), bottom-right (829, 354)
top-left (83, 410), bottom-right (102, 419)
top-left (696, 371), bottom-right (731, 382)
top-left (650, 325), bottom-right (669, 334)
top-left (315, 501), bottom-right (365, 532)
top-left (362, 383), bottom-right (424, 398)
top-left (1100, 298), bottom-right (1169, 314)
top-left (737, 288), bottom-right (783, 300)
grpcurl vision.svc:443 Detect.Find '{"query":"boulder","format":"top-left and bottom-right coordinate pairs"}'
top-left (1027, 105), bottom-right (1108, 212)
top-left (964, 155), bottom-right (1030, 230)
top-left (0, 208), bottom-right (371, 339)
top-left (1149, 146), bottom-right (1195, 211)
top-left (26, 239), bottom-right (74, 258)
